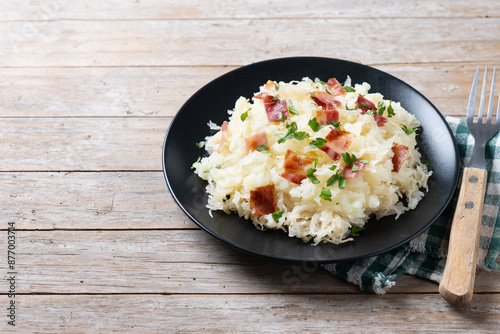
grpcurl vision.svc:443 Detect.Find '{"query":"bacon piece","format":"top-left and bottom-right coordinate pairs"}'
top-left (319, 129), bottom-right (355, 161)
top-left (245, 131), bottom-right (269, 153)
top-left (326, 78), bottom-right (347, 96)
top-left (315, 109), bottom-right (339, 125)
top-left (374, 112), bottom-right (388, 127)
top-left (280, 150), bottom-right (316, 184)
top-left (343, 161), bottom-right (366, 179)
top-left (312, 91), bottom-right (341, 109)
top-left (356, 94), bottom-right (387, 127)
top-left (312, 91), bottom-right (340, 125)
top-left (356, 94), bottom-right (376, 113)
top-left (250, 185), bottom-right (277, 216)
top-left (392, 143), bottom-right (410, 172)
top-left (261, 93), bottom-right (289, 122)
top-left (217, 121), bottom-right (229, 153)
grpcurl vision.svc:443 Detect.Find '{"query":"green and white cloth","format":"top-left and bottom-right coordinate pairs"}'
top-left (323, 116), bottom-right (500, 293)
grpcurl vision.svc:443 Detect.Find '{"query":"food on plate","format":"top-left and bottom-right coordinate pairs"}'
top-left (192, 77), bottom-right (432, 244)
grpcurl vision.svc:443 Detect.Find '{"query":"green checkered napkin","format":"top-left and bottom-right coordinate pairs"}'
top-left (323, 116), bottom-right (500, 293)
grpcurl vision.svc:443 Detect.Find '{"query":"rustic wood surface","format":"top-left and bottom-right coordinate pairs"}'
top-left (1, 1), bottom-right (499, 332)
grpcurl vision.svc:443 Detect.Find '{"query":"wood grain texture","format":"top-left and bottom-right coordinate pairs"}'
top-left (0, 172), bottom-right (195, 230)
top-left (1, 18), bottom-right (499, 67)
top-left (0, 64), bottom-right (477, 118)
top-left (440, 167), bottom-right (488, 304)
top-left (2, 0), bottom-right (498, 21)
top-left (2, 229), bottom-right (499, 295)
top-left (3, 294), bottom-right (500, 333)
top-left (0, 118), bottom-right (170, 171)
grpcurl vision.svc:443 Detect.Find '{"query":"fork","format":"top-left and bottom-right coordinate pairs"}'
top-left (439, 66), bottom-right (500, 305)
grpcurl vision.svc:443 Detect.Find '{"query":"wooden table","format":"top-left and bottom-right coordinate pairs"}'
top-left (1, 1), bottom-right (500, 332)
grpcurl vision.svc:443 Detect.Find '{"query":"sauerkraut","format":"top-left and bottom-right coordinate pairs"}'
top-left (192, 77), bottom-right (432, 244)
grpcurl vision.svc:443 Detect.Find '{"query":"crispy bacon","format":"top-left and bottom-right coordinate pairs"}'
top-left (319, 129), bottom-right (355, 161)
top-left (326, 78), bottom-right (347, 96)
top-left (356, 94), bottom-right (387, 127)
top-left (245, 131), bottom-right (269, 153)
top-left (392, 143), bottom-right (410, 172)
top-left (312, 91), bottom-right (340, 125)
top-left (217, 121), bottom-right (229, 153)
top-left (312, 91), bottom-right (341, 109)
top-left (315, 109), bottom-right (339, 125)
top-left (374, 112), bottom-right (388, 127)
top-left (356, 94), bottom-right (376, 113)
top-left (343, 161), bottom-right (366, 179)
top-left (261, 93), bottom-right (289, 122)
top-left (280, 150), bottom-right (316, 184)
top-left (250, 185), bottom-right (277, 216)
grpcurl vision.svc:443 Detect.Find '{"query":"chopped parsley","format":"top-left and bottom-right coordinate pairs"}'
top-left (307, 168), bottom-right (320, 184)
top-left (256, 145), bottom-right (271, 153)
top-left (402, 125), bottom-right (419, 135)
top-left (308, 117), bottom-right (324, 132)
top-left (277, 112), bottom-right (286, 122)
top-left (349, 226), bottom-right (366, 237)
top-left (360, 101), bottom-right (371, 109)
top-left (196, 141), bottom-right (206, 148)
top-left (376, 101), bottom-right (386, 116)
top-left (422, 159), bottom-right (433, 171)
top-left (309, 137), bottom-right (327, 149)
top-left (191, 156), bottom-right (201, 169)
top-left (387, 102), bottom-right (395, 117)
top-left (277, 122), bottom-right (310, 144)
top-left (327, 121), bottom-right (341, 129)
top-left (327, 171), bottom-right (346, 189)
top-left (344, 86), bottom-right (356, 93)
top-left (319, 187), bottom-right (332, 201)
top-left (272, 210), bottom-right (284, 223)
top-left (240, 108), bottom-right (251, 121)
top-left (342, 152), bottom-right (358, 167)
top-left (288, 99), bottom-right (299, 115)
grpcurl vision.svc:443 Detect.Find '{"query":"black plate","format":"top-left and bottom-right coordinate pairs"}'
top-left (162, 57), bottom-right (459, 263)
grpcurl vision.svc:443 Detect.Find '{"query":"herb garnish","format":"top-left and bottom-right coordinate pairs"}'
top-left (307, 168), bottom-right (320, 184)
top-left (277, 122), bottom-right (310, 144)
top-left (387, 102), bottom-right (395, 117)
top-left (288, 99), bottom-right (299, 115)
top-left (256, 145), bottom-right (271, 153)
top-left (342, 152), bottom-right (358, 167)
top-left (272, 210), bottom-right (284, 223)
top-left (349, 226), bottom-right (366, 237)
top-left (376, 101), bottom-right (386, 116)
top-left (241, 108), bottom-right (251, 121)
top-left (327, 171), bottom-right (346, 189)
top-left (308, 117), bottom-right (324, 132)
top-left (309, 137), bottom-right (327, 149)
top-left (402, 125), bottom-right (419, 135)
top-left (319, 187), bottom-right (332, 201)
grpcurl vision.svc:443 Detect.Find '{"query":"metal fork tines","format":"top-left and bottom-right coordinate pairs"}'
top-left (467, 66), bottom-right (500, 169)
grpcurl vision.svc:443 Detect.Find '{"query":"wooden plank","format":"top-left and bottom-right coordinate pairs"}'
top-left (4, 229), bottom-right (500, 294)
top-left (1, 18), bottom-right (499, 67)
top-left (0, 172), bottom-right (195, 230)
top-left (0, 117), bottom-right (170, 171)
top-left (2, 294), bottom-right (499, 332)
top-left (0, 66), bottom-right (234, 118)
top-left (2, 0), bottom-right (498, 21)
top-left (0, 64), bottom-right (476, 118)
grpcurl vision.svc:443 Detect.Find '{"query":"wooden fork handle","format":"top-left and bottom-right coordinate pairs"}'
top-left (439, 167), bottom-right (487, 305)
